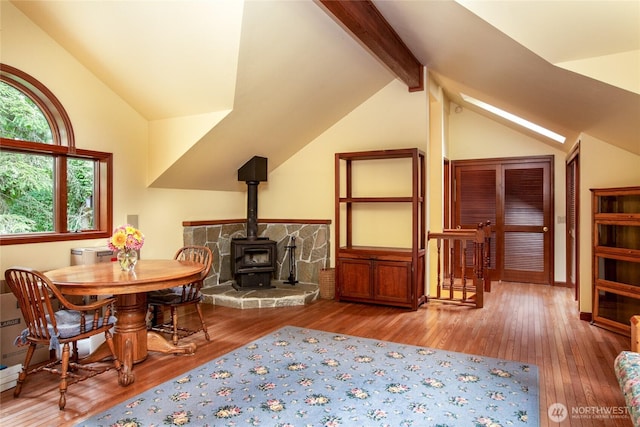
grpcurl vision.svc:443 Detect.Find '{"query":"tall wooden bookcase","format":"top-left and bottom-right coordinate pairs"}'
top-left (591, 186), bottom-right (640, 335)
top-left (334, 148), bottom-right (426, 310)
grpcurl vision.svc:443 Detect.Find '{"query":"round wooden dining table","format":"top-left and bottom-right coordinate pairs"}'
top-left (45, 259), bottom-right (204, 386)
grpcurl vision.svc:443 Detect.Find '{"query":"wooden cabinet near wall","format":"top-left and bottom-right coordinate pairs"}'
top-left (591, 186), bottom-right (640, 335)
top-left (335, 148), bottom-right (426, 310)
top-left (338, 249), bottom-right (414, 305)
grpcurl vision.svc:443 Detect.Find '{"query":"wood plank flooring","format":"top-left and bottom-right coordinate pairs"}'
top-left (0, 281), bottom-right (632, 426)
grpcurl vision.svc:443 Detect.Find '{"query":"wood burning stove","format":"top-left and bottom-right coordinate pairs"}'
top-left (231, 238), bottom-right (276, 289)
top-left (231, 156), bottom-right (277, 290)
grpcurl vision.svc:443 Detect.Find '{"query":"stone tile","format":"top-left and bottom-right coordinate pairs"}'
top-left (201, 281), bottom-right (319, 309)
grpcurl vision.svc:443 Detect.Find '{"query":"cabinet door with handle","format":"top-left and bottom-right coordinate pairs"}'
top-left (338, 258), bottom-right (372, 300)
top-left (374, 260), bottom-right (412, 304)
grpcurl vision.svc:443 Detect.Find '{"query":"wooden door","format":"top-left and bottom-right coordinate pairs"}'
top-left (502, 161), bottom-right (552, 284)
top-left (566, 147), bottom-right (580, 299)
top-left (455, 165), bottom-right (498, 279)
top-left (453, 156), bottom-right (554, 285)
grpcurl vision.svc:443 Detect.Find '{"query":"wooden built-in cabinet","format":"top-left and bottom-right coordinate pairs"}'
top-left (591, 186), bottom-right (640, 335)
top-left (335, 148), bottom-right (426, 310)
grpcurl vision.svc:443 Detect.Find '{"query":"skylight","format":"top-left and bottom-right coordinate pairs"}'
top-left (461, 93), bottom-right (566, 143)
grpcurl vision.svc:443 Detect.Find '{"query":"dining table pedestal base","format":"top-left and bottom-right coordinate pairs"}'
top-left (79, 292), bottom-right (197, 386)
top-left (113, 293), bottom-right (150, 364)
top-left (147, 331), bottom-right (196, 355)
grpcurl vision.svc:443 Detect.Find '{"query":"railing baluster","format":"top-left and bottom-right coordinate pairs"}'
top-left (426, 221), bottom-right (491, 308)
top-left (449, 245), bottom-right (454, 300)
top-left (461, 239), bottom-right (467, 302)
top-left (436, 238), bottom-right (442, 299)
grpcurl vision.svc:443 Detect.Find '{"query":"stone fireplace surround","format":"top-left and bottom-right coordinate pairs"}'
top-left (182, 219), bottom-right (331, 308)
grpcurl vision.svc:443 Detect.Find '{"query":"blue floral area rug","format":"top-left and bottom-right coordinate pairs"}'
top-left (78, 326), bottom-right (539, 426)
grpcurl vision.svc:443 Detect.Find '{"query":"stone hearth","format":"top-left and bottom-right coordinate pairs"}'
top-left (201, 280), bottom-right (319, 309)
top-left (183, 220), bottom-right (331, 287)
top-left (183, 219), bottom-right (329, 309)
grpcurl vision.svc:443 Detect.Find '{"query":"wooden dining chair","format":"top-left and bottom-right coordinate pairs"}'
top-left (148, 245), bottom-right (213, 345)
top-left (4, 267), bottom-right (121, 410)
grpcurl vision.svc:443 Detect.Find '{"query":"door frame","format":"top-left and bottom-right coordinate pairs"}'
top-left (566, 143), bottom-right (580, 299)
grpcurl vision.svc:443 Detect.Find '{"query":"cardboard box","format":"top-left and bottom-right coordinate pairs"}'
top-left (1, 283), bottom-right (52, 368)
top-left (0, 363), bottom-right (22, 392)
top-left (1, 287), bottom-right (107, 363)
top-left (70, 246), bottom-right (116, 266)
top-left (1, 379), bottom-right (17, 392)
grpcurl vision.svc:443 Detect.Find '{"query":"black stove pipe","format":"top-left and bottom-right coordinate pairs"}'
top-left (238, 156), bottom-right (268, 241)
top-left (246, 181), bottom-right (259, 240)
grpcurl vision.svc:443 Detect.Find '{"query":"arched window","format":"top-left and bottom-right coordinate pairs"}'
top-left (0, 64), bottom-right (112, 245)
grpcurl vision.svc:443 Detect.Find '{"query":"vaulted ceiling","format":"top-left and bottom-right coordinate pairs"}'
top-left (10, 0), bottom-right (640, 191)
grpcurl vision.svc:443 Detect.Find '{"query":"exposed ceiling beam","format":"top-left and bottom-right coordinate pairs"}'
top-left (317, 0), bottom-right (423, 92)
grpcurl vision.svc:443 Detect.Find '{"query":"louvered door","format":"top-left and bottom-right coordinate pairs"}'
top-left (453, 156), bottom-right (553, 285)
top-left (455, 166), bottom-right (497, 280)
top-left (502, 162), bottom-right (552, 283)
top-left (566, 150), bottom-right (579, 299)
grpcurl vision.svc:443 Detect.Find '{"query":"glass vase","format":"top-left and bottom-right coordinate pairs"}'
top-left (117, 249), bottom-right (138, 272)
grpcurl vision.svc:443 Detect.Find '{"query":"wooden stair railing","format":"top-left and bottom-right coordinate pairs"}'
top-left (427, 221), bottom-right (491, 308)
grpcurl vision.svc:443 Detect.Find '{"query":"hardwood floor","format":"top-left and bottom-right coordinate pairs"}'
top-left (0, 281), bottom-right (632, 426)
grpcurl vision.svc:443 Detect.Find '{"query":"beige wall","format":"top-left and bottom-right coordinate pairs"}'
top-left (3, 1), bottom-right (638, 318)
top-left (0, 3), bottom-right (245, 273)
top-left (426, 80), bottom-right (448, 295)
top-left (448, 105), bottom-right (568, 283)
top-left (260, 78), bottom-right (429, 257)
top-left (1, 1), bottom-right (430, 275)
top-left (577, 134), bottom-right (640, 313)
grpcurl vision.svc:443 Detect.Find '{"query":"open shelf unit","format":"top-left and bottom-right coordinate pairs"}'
top-left (335, 148), bottom-right (426, 310)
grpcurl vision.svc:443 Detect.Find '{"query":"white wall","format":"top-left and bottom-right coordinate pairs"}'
top-left (0, 3), bottom-right (245, 273)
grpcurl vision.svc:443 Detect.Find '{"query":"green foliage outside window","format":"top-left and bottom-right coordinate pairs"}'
top-left (0, 151), bottom-right (53, 233)
top-left (67, 158), bottom-right (95, 231)
top-left (0, 82), bottom-right (52, 143)
top-left (0, 81), bottom-right (95, 234)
